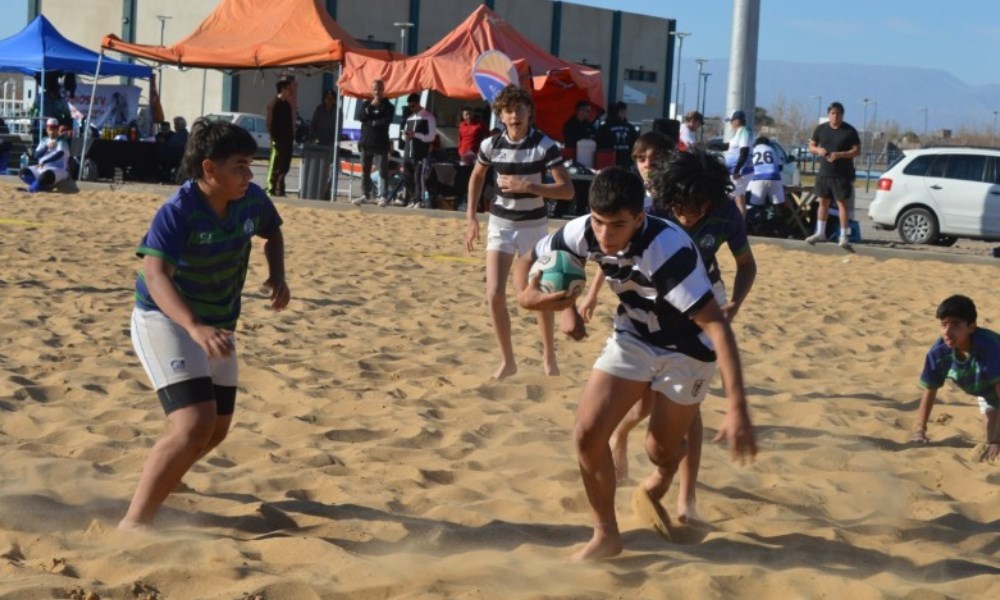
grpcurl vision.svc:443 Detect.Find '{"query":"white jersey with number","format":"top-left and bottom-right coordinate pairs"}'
top-left (724, 126), bottom-right (753, 175)
top-left (751, 142), bottom-right (783, 181)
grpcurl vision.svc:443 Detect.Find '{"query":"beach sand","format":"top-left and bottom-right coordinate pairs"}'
top-left (1, 182), bottom-right (998, 599)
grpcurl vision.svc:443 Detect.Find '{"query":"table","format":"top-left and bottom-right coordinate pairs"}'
top-left (87, 139), bottom-right (162, 182)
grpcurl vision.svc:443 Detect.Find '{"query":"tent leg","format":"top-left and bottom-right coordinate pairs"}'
top-left (78, 53), bottom-right (104, 182)
top-left (39, 68), bottom-right (45, 143)
top-left (331, 63), bottom-right (342, 202)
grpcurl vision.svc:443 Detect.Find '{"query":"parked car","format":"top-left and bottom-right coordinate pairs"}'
top-left (868, 147), bottom-right (1000, 245)
top-left (705, 136), bottom-right (801, 187)
top-left (203, 112), bottom-right (270, 156)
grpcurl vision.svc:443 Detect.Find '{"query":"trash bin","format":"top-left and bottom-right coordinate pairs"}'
top-left (300, 143), bottom-right (334, 200)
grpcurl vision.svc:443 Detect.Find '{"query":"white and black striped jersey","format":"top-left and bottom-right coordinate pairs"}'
top-left (535, 214), bottom-right (717, 361)
top-left (477, 128), bottom-right (564, 223)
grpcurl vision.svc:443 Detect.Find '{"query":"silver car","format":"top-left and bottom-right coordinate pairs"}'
top-left (868, 147), bottom-right (1000, 245)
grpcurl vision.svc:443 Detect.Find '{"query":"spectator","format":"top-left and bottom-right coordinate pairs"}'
top-left (400, 93), bottom-right (437, 208)
top-left (19, 117), bottom-right (70, 193)
top-left (806, 101), bottom-right (861, 249)
top-left (679, 110), bottom-right (704, 150)
top-left (562, 99), bottom-right (597, 154)
top-left (723, 110), bottom-right (754, 216)
top-left (597, 101), bottom-right (638, 168)
top-left (353, 80), bottom-right (394, 207)
top-left (154, 121), bottom-right (173, 144)
top-left (458, 106), bottom-right (487, 164)
top-left (265, 80), bottom-right (295, 197)
top-left (168, 117), bottom-right (189, 151)
top-left (310, 89), bottom-right (338, 146)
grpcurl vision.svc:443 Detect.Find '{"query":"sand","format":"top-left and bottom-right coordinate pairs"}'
top-left (1, 182), bottom-right (998, 599)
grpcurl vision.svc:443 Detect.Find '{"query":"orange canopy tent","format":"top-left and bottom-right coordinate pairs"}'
top-left (336, 5), bottom-right (604, 142)
top-left (101, 0), bottom-right (393, 68)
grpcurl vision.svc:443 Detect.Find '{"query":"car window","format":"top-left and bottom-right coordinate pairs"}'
top-left (254, 118), bottom-right (266, 133)
top-left (926, 155), bottom-right (948, 178)
top-left (943, 154), bottom-right (986, 182)
top-left (238, 117), bottom-right (254, 132)
top-left (902, 154), bottom-right (934, 176)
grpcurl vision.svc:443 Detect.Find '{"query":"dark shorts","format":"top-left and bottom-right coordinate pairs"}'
top-left (814, 175), bottom-right (854, 202)
top-left (157, 378), bottom-right (237, 416)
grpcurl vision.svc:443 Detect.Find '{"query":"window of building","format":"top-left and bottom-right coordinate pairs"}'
top-left (624, 68), bottom-right (656, 83)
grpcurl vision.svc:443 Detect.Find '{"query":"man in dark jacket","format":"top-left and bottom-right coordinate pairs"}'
top-left (562, 100), bottom-right (596, 155)
top-left (353, 79), bottom-right (395, 207)
top-left (266, 80), bottom-right (294, 196)
top-left (597, 101), bottom-right (638, 168)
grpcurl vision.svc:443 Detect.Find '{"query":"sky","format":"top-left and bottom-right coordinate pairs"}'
top-left (573, 0), bottom-right (1000, 87)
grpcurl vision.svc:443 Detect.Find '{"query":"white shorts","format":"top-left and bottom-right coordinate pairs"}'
top-left (731, 173), bottom-right (752, 198)
top-left (593, 331), bottom-right (717, 405)
top-left (130, 308), bottom-right (238, 391)
top-left (30, 165), bottom-right (69, 184)
top-left (486, 216), bottom-right (548, 256)
top-left (977, 396), bottom-right (997, 414)
top-left (747, 179), bottom-right (785, 206)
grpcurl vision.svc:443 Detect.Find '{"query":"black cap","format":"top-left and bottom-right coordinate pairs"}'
top-left (726, 110), bottom-right (746, 123)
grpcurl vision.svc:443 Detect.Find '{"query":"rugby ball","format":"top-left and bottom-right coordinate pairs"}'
top-left (529, 249), bottom-right (586, 295)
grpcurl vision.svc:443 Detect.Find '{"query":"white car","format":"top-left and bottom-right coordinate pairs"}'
top-left (203, 112), bottom-right (270, 155)
top-left (869, 147), bottom-right (1000, 245)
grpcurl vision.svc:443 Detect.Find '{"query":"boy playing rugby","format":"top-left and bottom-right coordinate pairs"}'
top-left (465, 85), bottom-right (574, 379)
top-left (515, 165), bottom-right (756, 560)
top-left (911, 295), bottom-right (1000, 463)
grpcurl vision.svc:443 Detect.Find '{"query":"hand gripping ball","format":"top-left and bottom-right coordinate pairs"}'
top-left (529, 249), bottom-right (586, 296)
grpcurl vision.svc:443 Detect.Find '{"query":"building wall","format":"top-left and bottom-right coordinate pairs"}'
top-left (32, 0), bottom-right (673, 132)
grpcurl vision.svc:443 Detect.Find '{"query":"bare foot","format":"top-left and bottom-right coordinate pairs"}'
top-left (117, 519), bottom-right (156, 535)
top-left (543, 355), bottom-right (560, 376)
top-left (676, 497), bottom-right (700, 525)
top-left (492, 361), bottom-right (517, 380)
top-left (570, 531), bottom-right (623, 561)
top-left (610, 435), bottom-right (629, 484)
top-left (631, 487), bottom-right (672, 541)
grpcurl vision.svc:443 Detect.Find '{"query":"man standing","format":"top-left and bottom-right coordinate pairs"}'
top-left (266, 80), bottom-right (294, 197)
top-left (354, 79), bottom-right (394, 207)
top-left (723, 110), bottom-right (754, 216)
top-left (806, 101), bottom-right (861, 248)
top-left (399, 93), bottom-right (437, 208)
top-left (562, 100), bottom-right (597, 155)
top-left (597, 101), bottom-right (639, 168)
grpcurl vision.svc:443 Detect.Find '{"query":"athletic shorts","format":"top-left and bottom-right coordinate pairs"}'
top-left (747, 179), bottom-right (785, 206)
top-left (731, 173), bottom-right (752, 199)
top-left (977, 396), bottom-right (998, 414)
top-left (593, 331), bottom-right (717, 405)
top-left (814, 175), bottom-right (854, 202)
top-left (486, 215), bottom-right (548, 256)
top-left (130, 308), bottom-right (238, 415)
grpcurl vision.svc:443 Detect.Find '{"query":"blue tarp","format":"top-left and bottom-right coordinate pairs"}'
top-left (0, 15), bottom-right (151, 78)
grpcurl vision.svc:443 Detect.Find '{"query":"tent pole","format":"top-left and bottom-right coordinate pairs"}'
top-left (78, 52), bottom-right (104, 182)
top-left (39, 67), bottom-right (45, 142)
top-left (331, 62), bottom-right (342, 201)
top-left (200, 68), bottom-right (207, 116)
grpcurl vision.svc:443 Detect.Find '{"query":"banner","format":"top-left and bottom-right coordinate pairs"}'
top-left (67, 84), bottom-right (141, 129)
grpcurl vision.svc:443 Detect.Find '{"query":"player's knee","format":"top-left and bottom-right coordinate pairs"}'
top-left (170, 417), bottom-right (217, 453)
top-left (646, 434), bottom-right (686, 470)
top-left (573, 421), bottom-right (607, 462)
top-left (485, 284), bottom-right (506, 306)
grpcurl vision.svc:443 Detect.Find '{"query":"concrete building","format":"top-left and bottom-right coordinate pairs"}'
top-left (24, 0), bottom-right (676, 132)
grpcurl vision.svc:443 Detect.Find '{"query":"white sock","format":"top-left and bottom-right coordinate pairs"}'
top-left (815, 220), bottom-right (826, 235)
top-left (841, 227), bottom-right (851, 240)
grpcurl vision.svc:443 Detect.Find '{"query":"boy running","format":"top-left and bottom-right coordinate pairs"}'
top-left (910, 295), bottom-right (1000, 463)
top-left (465, 84), bottom-right (574, 379)
top-left (515, 165), bottom-right (757, 560)
top-left (121, 118), bottom-right (290, 530)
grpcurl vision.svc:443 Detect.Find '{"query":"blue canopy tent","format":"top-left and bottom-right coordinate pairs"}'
top-left (0, 15), bottom-right (152, 177)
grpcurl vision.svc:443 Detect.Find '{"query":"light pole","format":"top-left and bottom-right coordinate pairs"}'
top-left (919, 107), bottom-right (928, 139)
top-left (810, 95), bottom-right (822, 121)
top-left (393, 21), bottom-right (415, 55)
top-left (694, 58), bottom-right (708, 116)
top-left (993, 110), bottom-right (999, 147)
top-left (700, 72), bottom-right (711, 116)
top-left (155, 15), bottom-right (172, 101)
top-left (669, 31), bottom-right (691, 119)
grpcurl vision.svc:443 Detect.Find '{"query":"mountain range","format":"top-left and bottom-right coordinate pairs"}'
top-left (677, 59), bottom-right (1000, 134)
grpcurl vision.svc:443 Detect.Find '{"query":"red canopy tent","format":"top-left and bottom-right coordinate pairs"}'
top-left (336, 5), bottom-right (604, 142)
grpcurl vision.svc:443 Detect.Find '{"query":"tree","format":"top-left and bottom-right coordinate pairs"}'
top-left (754, 106), bottom-right (775, 127)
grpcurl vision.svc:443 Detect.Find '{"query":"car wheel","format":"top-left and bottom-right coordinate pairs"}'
top-left (931, 235), bottom-right (958, 247)
top-left (897, 207), bottom-right (938, 244)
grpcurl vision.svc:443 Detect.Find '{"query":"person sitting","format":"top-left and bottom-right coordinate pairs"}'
top-left (19, 117), bottom-right (71, 193)
top-left (154, 121), bottom-right (173, 144)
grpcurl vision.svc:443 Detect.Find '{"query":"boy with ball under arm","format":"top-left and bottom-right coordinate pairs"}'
top-left (514, 166), bottom-right (756, 560)
top-left (911, 295), bottom-right (1000, 462)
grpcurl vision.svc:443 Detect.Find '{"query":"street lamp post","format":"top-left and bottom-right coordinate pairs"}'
top-left (155, 15), bottom-right (172, 100)
top-left (993, 110), bottom-right (999, 147)
top-left (694, 58), bottom-right (708, 117)
top-left (700, 72), bottom-right (711, 116)
top-left (669, 31), bottom-right (691, 119)
top-left (393, 21), bottom-right (415, 55)
top-left (810, 95), bottom-right (822, 121)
